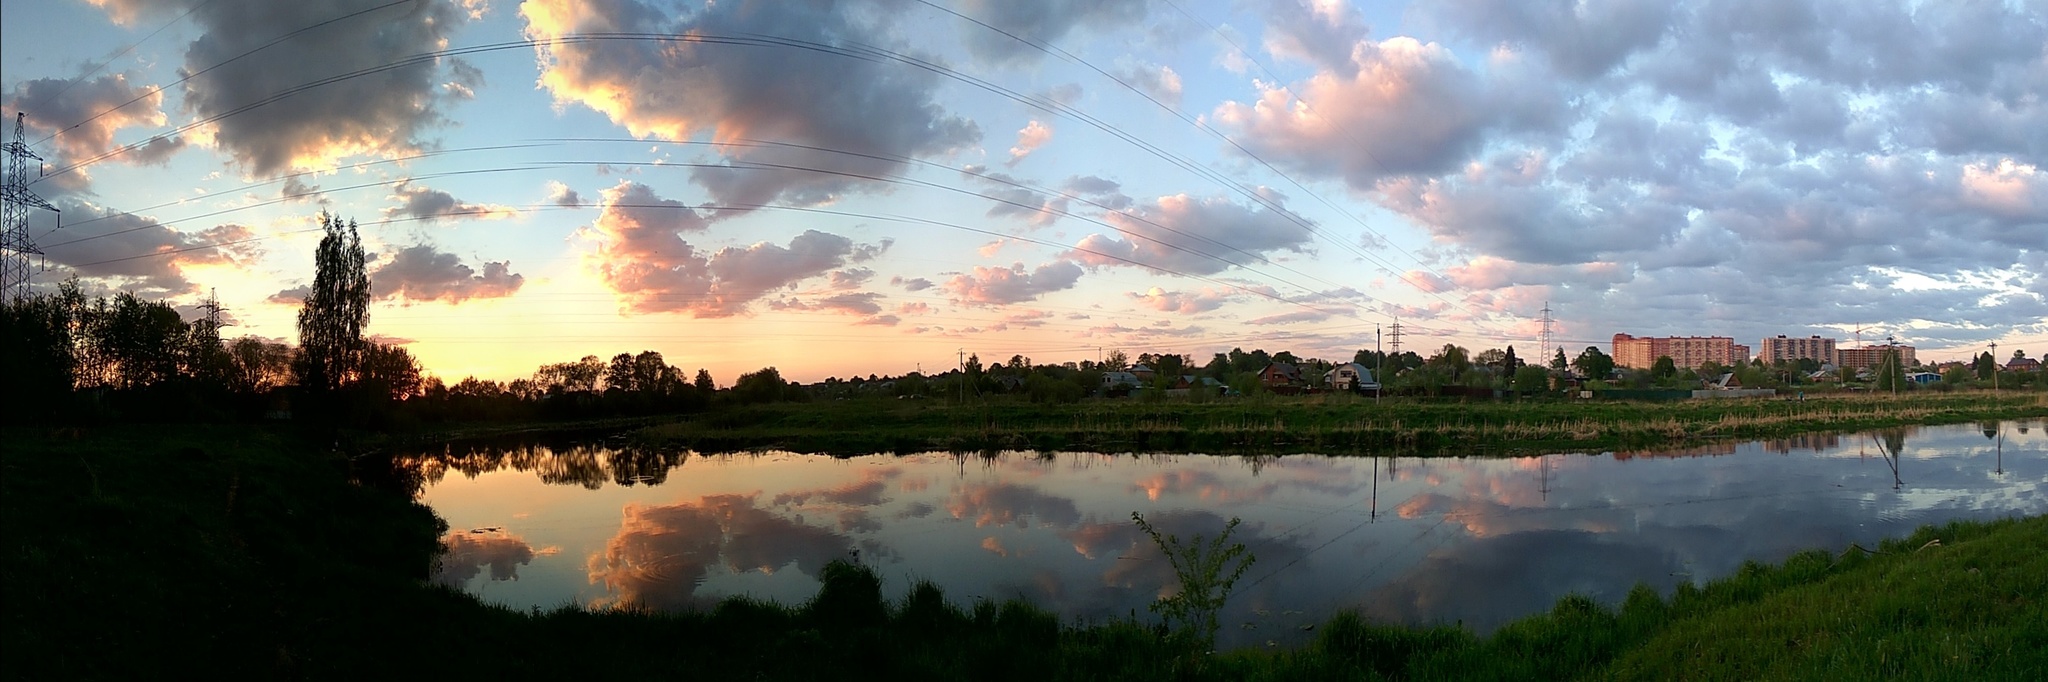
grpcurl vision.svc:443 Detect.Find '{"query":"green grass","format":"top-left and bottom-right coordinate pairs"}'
top-left (6, 424), bottom-right (2043, 680)
top-left (632, 391), bottom-right (2048, 456)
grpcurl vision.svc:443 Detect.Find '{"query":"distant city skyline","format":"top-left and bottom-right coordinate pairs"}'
top-left (5, 0), bottom-right (2044, 383)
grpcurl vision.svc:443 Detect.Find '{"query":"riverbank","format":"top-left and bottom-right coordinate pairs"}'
top-left (630, 391), bottom-right (2047, 455)
top-left (7, 423), bottom-right (2043, 679)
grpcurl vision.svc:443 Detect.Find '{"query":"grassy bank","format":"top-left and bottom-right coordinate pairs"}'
top-left (631, 391), bottom-right (2047, 455)
top-left (6, 425), bottom-right (2043, 680)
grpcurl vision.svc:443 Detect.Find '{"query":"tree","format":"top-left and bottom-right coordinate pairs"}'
top-left (225, 337), bottom-right (293, 394)
top-left (694, 368), bottom-right (716, 392)
top-left (1651, 356), bottom-right (1677, 380)
top-left (1103, 349), bottom-right (1130, 372)
top-left (1513, 365), bottom-right (1550, 393)
top-left (1502, 346), bottom-right (1520, 373)
top-left (294, 213), bottom-right (370, 393)
top-left (1974, 352), bottom-right (1996, 380)
top-left (733, 367), bottom-right (791, 404)
top-left (1572, 346), bottom-right (1615, 380)
top-left (1550, 348), bottom-right (1569, 372)
top-left (605, 353), bottom-right (637, 392)
top-left (1428, 344), bottom-right (1471, 380)
top-left (358, 343), bottom-right (423, 401)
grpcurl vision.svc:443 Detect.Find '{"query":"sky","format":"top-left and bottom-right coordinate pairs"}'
top-left (3, 0), bottom-right (2045, 384)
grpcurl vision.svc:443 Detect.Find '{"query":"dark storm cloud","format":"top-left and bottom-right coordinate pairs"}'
top-left (93, 0), bottom-right (476, 175)
top-left (371, 244), bottom-right (525, 304)
top-left (523, 0), bottom-right (979, 210)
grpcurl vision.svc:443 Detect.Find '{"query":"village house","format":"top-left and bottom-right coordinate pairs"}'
top-left (1322, 362), bottom-right (1379, 392)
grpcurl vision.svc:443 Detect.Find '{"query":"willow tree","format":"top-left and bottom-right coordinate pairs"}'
top-left (294, 213), bottom-right (370, 393)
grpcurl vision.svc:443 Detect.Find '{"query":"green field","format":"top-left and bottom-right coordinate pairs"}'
top-left (632, 391), bottom-right (2048, 455)
top-left (5, 423), bottom-right (2043, 680)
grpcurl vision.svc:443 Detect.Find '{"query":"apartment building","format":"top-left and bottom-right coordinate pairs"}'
top-left (1612, 333), bottom-right (1752, 369)
top-left (1758, 335), bottom-right (1837, 365)
top-left (1836, 345), bottom-right (1918, 369)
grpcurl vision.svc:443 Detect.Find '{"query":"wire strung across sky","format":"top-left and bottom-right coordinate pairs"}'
top-left (20, 5), bottom-right (1540, 353)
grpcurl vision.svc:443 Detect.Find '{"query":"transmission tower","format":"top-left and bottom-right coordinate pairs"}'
top-left (1388, 319), bottom-right (1404, 356)
top-left (1538, 301), bottom-right (1556, 364)
top-left (3, 112), bottom-right (61, 301)
top-left (198, 287), bottom-right (228, 349)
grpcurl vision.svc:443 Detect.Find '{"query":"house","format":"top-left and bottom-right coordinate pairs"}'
top-left (1101, 371), bottom-right (1140, 389)
top-left (1905, 372), bottom-right (1941, 385)
top-left (2007, 357), bottom-right (2043, 372)
top-left (1258, 362), bottom-right (1301, 388)
top-left (1709, 372), bottom-right (1742, 390)
top-left (1322, 362), bottom-right (1380, 392)
top-left (1130, 364), bottom-right (1156, 382)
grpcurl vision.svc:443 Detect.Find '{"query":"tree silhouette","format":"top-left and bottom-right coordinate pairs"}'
top-left (1573, 346), bottom-right (1615, 380)
top-left (294, 213), bottom-right (369, 394)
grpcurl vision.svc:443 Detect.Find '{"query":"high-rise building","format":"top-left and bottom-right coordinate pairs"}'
top-left (1836, 345), bottom-right (1917, 369)
top-left (1612, 333), bottom-right (1751, 369)
top-left (1758, 335), bottom-right (1837, 365)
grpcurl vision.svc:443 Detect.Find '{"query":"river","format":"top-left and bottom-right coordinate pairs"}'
top-left (409, 420), bottom-right (2043, 649)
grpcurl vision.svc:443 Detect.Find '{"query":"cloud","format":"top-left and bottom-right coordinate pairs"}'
top-left (582, 181), bottom-right (882, 316)
top-left (1248, 310), bottom-right (1331, 325)
top-left (1216, 36), bottom-right (1501, 184)
top-left (1419, 0), bottom-right (1674, 79)
top-left (1006, 120), bottom-right (1053, 166)
top-left (1258, 0), bottom-right (1375, 76)
top-left (431, 529), bottom-right (558, 588)
top-left (545, 181), bottom-right (585, 208)
top-left (1115, 61), bottom-right (1183, 106)
top-left (1129, 287), bottom-right (1233, 314)
top-left (1071, 193), bottom-right (1316, 275)
top-left (383, 181), bottom-right (517, 222)
top-left (769, 292), bottom-right (886, 316)
top-left (91, 0), bottom-right (478, 174)
top-left (371, 244), bottom-right (525, 304)
top-left (3, 74), bottom-right (182, 172)
top-left (521, 0), bottom-right (979, 209)
top-left (38, 203), bottom-right (255, 296)
top-left (942, 260), bottom-right (1085, 305)
top-left (588, 494), bottom-right (852, 610)
top-left (946, 482), bottom-right (1082, 528)
top-left (891, 276), bottom-right (935, 292)
top-left (954, 0), bottom-right (1149, 66)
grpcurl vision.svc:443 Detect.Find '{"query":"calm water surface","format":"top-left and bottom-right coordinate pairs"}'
top-left (411, 421), bottom-right (2043, 648)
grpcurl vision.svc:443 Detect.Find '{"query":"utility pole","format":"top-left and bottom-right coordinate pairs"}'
top-left (1989, 342), bottom-right (1998, 390)
top-left (1375, 324), bottom-right (1382, 403)
top-left (2, 113), bottom-right (61, 301)
top-left (1538, 301), bottom-right (1555, 365)
top-left (1389, 318), bottom-right (1404, 356)
top-left (1887, 335), bottom-right (1899, 397)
